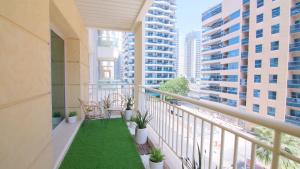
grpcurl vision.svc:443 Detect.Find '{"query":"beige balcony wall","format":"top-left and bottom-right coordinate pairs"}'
top-left (0, 0), bottom-right (88, 168)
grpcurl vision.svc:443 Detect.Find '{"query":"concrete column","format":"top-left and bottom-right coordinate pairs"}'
top-left (133, 21), bottom-right (145, 111)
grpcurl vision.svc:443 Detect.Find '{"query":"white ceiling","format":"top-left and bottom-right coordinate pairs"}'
top-left (75, 0), bottom-right (152, 31)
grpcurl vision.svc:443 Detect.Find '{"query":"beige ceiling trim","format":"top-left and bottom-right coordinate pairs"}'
top-left (131, 0), bottom-right (154, 32)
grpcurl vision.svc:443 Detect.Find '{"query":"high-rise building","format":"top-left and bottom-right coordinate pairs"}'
top-left (122, 33), bottom-right (135, 84)
top-left (200, 0), bottom-right (300, 126)
top-left (122, 0), bottom-right (177, 88)
top-left (184, 31), bottom-right (201, 82)
top-left (89, 29), bottom-right (122, 82)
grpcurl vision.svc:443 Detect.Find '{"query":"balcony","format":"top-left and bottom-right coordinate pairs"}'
top-left (289, 61), bottom-right (300, 70)
top-left (240, 78), bottom-right (247, 86)
top-left (201, 54), bottom-right (223, 61)
top-left (287, 97), bottom-right (300, 107)
top-left (240, 65), bottom-right (248, 72)
top-left (239, 92), bottom-right (246, 100)
top-left (291, 4), bottom-right (300, 16)
top-left (291, 24), bottom-right (300, 33)
top-left (242, 10), bottom-right (250, 18)
top-left (290, 43), bottom-right (300, 52)
top-left (241, 38), bottom-right (249, 45)
top-left (202, 3), bottom-right (222, 21)
top-left (3, 1), bottom-right (300, 169)
top-left (241, 51), bottom-right (248, 59)
top-left (243, 0), bottom-right (250, 5)
top-left (286, 115), bottom-right (300, 126)
top-left (288, 79), bottom-right (300, 88)
top-left (242, 24), bottom-right (249, 32)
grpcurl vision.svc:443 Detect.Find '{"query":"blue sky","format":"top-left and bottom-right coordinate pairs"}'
top-left (176, 0), bottom-right (221, 73)
top-left (176, 0), bottom-right (221, 42)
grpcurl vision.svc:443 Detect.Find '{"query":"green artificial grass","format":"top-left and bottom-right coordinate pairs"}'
top-left (59, 118), bottom-right (144, 169)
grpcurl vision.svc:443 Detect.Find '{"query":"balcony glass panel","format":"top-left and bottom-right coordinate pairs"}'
top-left (289, 61), bottom-right (300, 70)
top-left (291, 24), bottom-right (300, 33)
top-left (291, 3), bottom-right (300, 16)
top-left (287, 97), bottom-right (300, 107)
top-left (288, 79), bottom-right (300, 88)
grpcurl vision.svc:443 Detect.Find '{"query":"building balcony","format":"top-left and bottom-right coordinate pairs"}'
top-left (240, 65), bottom-right (248, 72)
top-left (240, 78), bottom-right (247, 86)
top-left (239, 92), bottom-right (246, 100)
top-left (291, 24), bottom-right (300, 33)
top-left (286, 115), bottom-right (300, 126)
top-left (242, 10), bottom-right (250, 18)
top-left (289, 61), bottom-right (300, 70)
top-left (290, 43), bottom-right (300, 52)
top-left (242, 24), bottom-right (249, 32)
top-left (288, 79), bottom-right (300, 88)
top-left (287, 97), bottom-right (300, 107)
top-left (243, 0), bottom-right (250, 5)
top-left (291, 4), bottom-right (300, 16)
top-left (201, 54), bottom-right (223, 61)
top-left (241, 38), bottom-right (249, 45)
top-left (241, 51), bottom-right (248, 59)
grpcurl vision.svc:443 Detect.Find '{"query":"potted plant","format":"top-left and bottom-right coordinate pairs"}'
top-left (52, 112), bottom-right (61, 126)
top-left (129, 116), bottom-right (136, 128)
top-left (149, 148), bottom-right (165, 169)
top-left (103, 95), bottom-right (111, 109)
top-left (125, 97), bottom-right (134, 120)
top-left (133, 111), bottom-right (152, 144)
top-left (68, 112), bottom-right (77, 124)
top-left (181, 144), bottom-right (202, 169)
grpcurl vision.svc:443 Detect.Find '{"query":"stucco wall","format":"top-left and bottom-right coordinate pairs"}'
top-left (0, 0), bottom-right (89, 168)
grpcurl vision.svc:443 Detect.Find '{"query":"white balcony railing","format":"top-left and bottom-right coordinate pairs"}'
top-left (88, 83), bottom-right (300, 169)
top-left (138, 86), bottom-right (300, 169)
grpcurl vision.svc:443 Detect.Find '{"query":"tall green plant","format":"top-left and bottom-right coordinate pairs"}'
top-left (133, 111), bottom-right (152, 129)
top-left (125, 97), bottom-right (134, 110)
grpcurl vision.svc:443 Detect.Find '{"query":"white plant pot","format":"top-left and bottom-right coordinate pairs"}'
top-left (149, 160), bottom-right (163, 169)
top-left (125, 110), bottom-right (133, 121)
top-left (52, 117), bottom-right (61, 126)
top-left (68, 116), bottom-right (77, 124)
top-left (135, 128), bottom-right (148, 144)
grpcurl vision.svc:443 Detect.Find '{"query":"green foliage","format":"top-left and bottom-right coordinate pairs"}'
top-left (252, 126), bottom-right (300, 169)
top-left (159, 77), bottom-right (189, 97)
top-left (68, 112), bottom-right (77, 117)
top-left (150, 148), bottom-right (164, 163)
top-left (52, 112), bottom-right (61, 118)
top-left (132, 111), bottom-right (152, 129)
top-left (126, 97), bottom-right (134, 110)
top-left (103, 95), bottom-right (111, 109)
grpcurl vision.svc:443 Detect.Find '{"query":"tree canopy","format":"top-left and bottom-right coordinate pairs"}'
top-left (159, 77), bottom-right (189, 96)
top-left (252, 126), bottom-right (300, 169)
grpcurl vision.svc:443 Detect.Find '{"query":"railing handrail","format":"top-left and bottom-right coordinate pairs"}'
top-left (140, 85), bottom-right (300, 138)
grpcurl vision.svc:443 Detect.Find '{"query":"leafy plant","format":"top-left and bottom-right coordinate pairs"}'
top-left (68, 112), bottom-right (77, 117)
top-left (103, 95), bottom-right (111, 109)
top-left (252, 126), bottom-right (300, 169)
top-left (133, 111), bottom-right (152, 129)
top-left (181, 144), bottom-right (202, 169)
top-left (52, 112), bottom-right (61, 118)
top-left (159, 77), bottom-right (189, 100)
top-left (125, 97), bottom-right (134, 110)
top-left (150, 148), bottom-right (164, 163)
